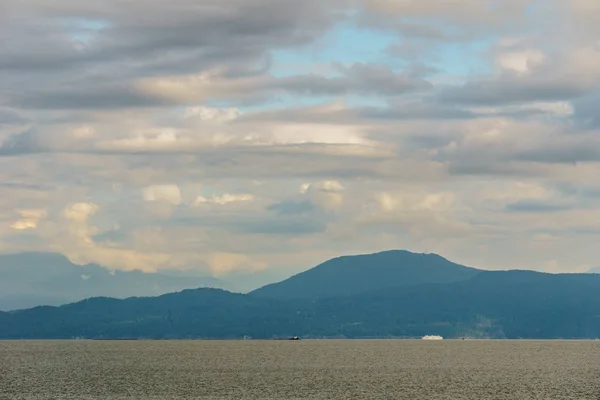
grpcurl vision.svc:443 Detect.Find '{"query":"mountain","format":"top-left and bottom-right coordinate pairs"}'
top-left (0, 252), bottom-right (227, 311)
top-left (3, 250), bottom-right (600, 340)
top-left (588, 267), bottom-right (600, 274)
top-left (250, 250), bottom-right (480, 299)
top-left (2, 269), bottom-right (600, 340)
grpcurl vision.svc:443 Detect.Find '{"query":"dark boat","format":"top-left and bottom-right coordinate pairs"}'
top-left (289, 336), bottom-right (300, 340)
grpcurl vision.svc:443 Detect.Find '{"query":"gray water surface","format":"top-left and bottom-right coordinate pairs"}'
top-left (1, 340), bottom-right (599, 399)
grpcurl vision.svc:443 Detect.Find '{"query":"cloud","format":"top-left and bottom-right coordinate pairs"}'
top-left (272, 63), bottom-right (432, 97)
top-left (143, 185), bottom-right (182, 205)
top-left (10, 209), bottom-right (47, 230)
top-left (4, 0), bottom-right (600, 279)
top-left (195, 193), bottom-right (254, 206)
top-left (16, 63), bottom-right (431, 111)
top-left (300, 180), bottom-right (345, 210)
top-left (62, 203), bottom-right (99, 223)
top-left (206, 252), bottom-right (267, 277)
top-left (0, 130), bottom-right (44, 156)
top-left (439, 78), bottom-right (589, 106)
top-left (0, 108), bottom-right (30, 126)
top-left (496, 49), bottom-right (547, 76)
top-left (267, 200), bottom-right (315, 215)
top-left (3, 0), bottom-right (348, 74)
top-left (504, 200), bottom-right (573, 213)
top-left (389, 192), bottom-right (454, 212)
top-left (234, 216), bottom-right (328, 236)
top-left (301, 180), bottom-right (344, 193)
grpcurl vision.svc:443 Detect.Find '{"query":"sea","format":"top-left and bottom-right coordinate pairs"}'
top-left (1, 340), bottom-right (599, 399)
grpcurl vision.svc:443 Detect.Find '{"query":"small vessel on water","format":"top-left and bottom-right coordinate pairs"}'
top-left (421, 335), bottom-right (443, 340)
top-left (289, 336), bottom-right (301, 340)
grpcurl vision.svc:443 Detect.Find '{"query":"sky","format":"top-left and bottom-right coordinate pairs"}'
top-left (2, 0), bottom-right (600, 280)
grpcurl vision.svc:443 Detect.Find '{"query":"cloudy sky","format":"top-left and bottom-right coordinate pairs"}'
top-left (2, 0), bottom-right (600, 280)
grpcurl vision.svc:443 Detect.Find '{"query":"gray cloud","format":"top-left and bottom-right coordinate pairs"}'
top-left (2, 0), bottom-right (346, 73)
top-left (274, 63), bottom-right (432, 97)
top-left (360, 101), bottom-right (478, 120)
top-left (0, 108), bottom-right (30, 125)
top-left (0, 130), bottom-right (44, 156)
top-left (14, 86), bottom-right (170, 110)
top-left (571, 93), bottom-right (600, 128)
top-left (11, 63), bottom-right (432, 111)
top-left (171, 211), bottom-right (329, 236)
top-left (1, 0), bottom-right (353, 114)
top-left (267, 200), bottom-right (315, 215)
top-left (440, 78), bottom-right (590, 106)
top-left (92, 229), bottom-right (128, 245)
top-left (4, 0), bottom-right (600, 279)
top-left (394, 22), bottom-right (449, 40)
top-left (236, 216), bottom-right (328, 235)
top-left (505, 200), bottom-right (573, 213)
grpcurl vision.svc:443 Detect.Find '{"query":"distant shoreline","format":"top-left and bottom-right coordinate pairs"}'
top-left (2, 338), bottom-right (599, 341)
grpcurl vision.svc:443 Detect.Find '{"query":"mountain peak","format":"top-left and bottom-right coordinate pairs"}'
top-left (250, 250), bottom-right (479, 300)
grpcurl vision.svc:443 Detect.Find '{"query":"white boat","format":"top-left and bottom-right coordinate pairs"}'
top-left (421, 335), bottom-right (443, 340)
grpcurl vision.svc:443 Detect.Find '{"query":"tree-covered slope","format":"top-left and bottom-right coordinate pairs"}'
top-left (3, 270), bottom-right (600, 340)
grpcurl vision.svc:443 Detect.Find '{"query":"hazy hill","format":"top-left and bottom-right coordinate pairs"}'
top-left (588, 267), bottom-right (600, 274)
top-left (250, 250), bottom-right (480, 299)
top-left (0, 252), bottom-right (227, 310)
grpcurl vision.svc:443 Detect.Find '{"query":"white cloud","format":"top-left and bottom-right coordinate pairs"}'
top-left (182, 106), bottom-right (241, 122)
top-left (10, 209), bottom-right (47, 230)
top-left (195, 193), bottom-right (254, 206)
top-left (206, 252), bottom-right (267, 276)
top-left (301, 180), bottom-right (345, 210)
top-left (310, 180), bottom-right (345, 193)
top-left (97, 130), bottom-right (193, 152)
top-left (374, 192), bottom-right (456, 213)
top-left (62, 203), bottom-right (98, 223)
top-left (142, 185), bottom-right (182, 205)
top-left (497, 50), bottom-right (547, 75)
top-left (68, 125), bottom-right (96, 139)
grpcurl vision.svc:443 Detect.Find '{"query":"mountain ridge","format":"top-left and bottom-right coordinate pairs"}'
top-left (3, 250), bottom-right (600, 340)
